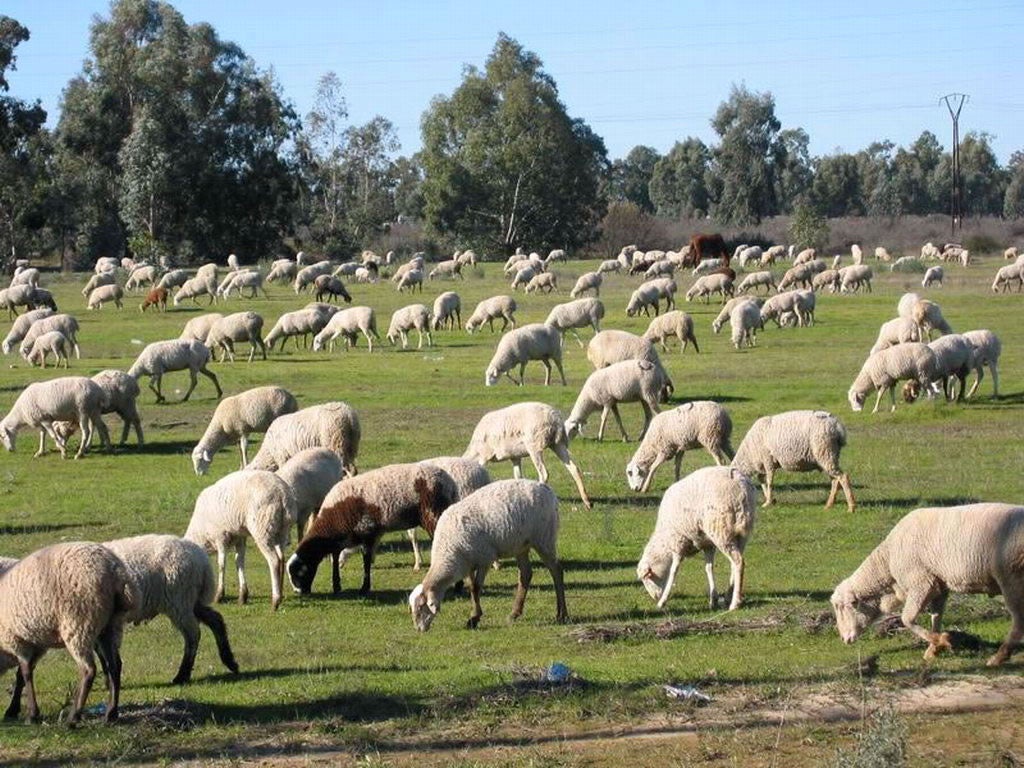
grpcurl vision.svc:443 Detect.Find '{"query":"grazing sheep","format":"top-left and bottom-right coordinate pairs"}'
top-left (409, 480), bottom-right (567, 631)
top-left (736, 246), bottom-right (763, 269)
top-left (2, 308), bottom-right (54, 355)
top-left (227, 253), bottom-right (241, 271)
top-left (81, 272), bottom-right (117, 297)
top-left (287, 463), bottom-right (457, 595)
top-left (465, 295), bottom-right (517, 334)
top-left (222, 270), bottom-right (267, 299)
top-left (313, 274), bottom-right (351, 304)
top-left (587, 329), bottom-right (673, 400)
top-left (732, 410), bottom-right (855, 512)
top-left (963, 329), bottom-right (1001, 398)
top-left (597, 259), bottom-right (621, 274)
top-left (140, 286), bottom-right (168, 312)
top-left (870, 317), bottom-right (921, 355)
top-left (909, 298), bottom-right (952, 340)
top-left (645, 277), bottom-right (678, 310)
top-left (525, 272), bottom-right (558, 293)
top-left (625, 402), bottom-right (733, 492)
top-left (777, 263), bottom-right (815, 291)
top-left (847, 343), bottom-right (939, 413)
top-left (156, 269), bottom-right (190, 291)
top-left (128, 339), bottom-right (222, 403)
top-left (922, 266), bottom-right (944, 289)
top-left (185, 470), bottom-right (298, 610)
top-left (396, 267), bottom-right (425, 293)
top-left (570, 271), bottom-right (602, 298)
top-left (293, 260), bottom-right (334, 293)
top-left (125, 265), bottom-right (158, 291)
top-left (179, 312), bottom-right (224, 344)
top-left (643, 310), bottom-right (699, 354)
top-left (1005, 246), bottom-right (1020, 260)
top-left (711, 297), bottom-right (762, 335)
top-left (86, 283), bottom-right (124, 310)
top-left (761, 245), bottom-right (785, 265)
top-left (637, 466), bottom-right (756, 610)
top-left (565, 360), bottom-right (665, 441)
top-left (427, 259), bottom-right (463, 281)
top-left (759, 290), bottom-right (815, 328)
top-left (544, 298), bottom-right (604, 348)
top-left (387, 303), bottom-right (433, 349)
top-left (431, 291), bottom-right (462, 331)
top-left (737, 271), bottom-right (776, 294)
top-left (0, 377), bottom-right (110, 459)
top-left (464, 402), bottom-right (592, 509)
top-left (685, 273), bottom-right (733, 304)
top-left (104, 535), bottom-right (239, 684)
top-left (192, 386), bottom-right (299, 474)
top-left (264, 307), bottom-right (331, 351)
top-left (509, 264), bottom-right (538, 291)
top-left (918, 334), bottom-right (973, 401)
top-left (90, 370), bottom-right (144, 446)
top-left (991, 263), bottom-right (1022, 292)
top-left (874, 246), bottom-right (892, 262)
top-left (313, 306), bottom-right (379, 352)
top-left (484, 323), bottom-right (565, 386)
top-left (246, 401), bottom-right (360, 476)
top-left (643, 259), bottom-right (676, 281)
top-left (24, 330), bottom-right (69, 369)
top-left (793, 248), bottom-right (816, 265)
top-left (626, 282), bottom-right (663, 317)
top-left (266, 259), bottom-right (297, 283)
top-left (205, 311), bottom-right (267, 363)
top-left (19, 314), bottom-right (81, 360)
top-left (811, 269), bottom-right (840, 293)
top-left (275, 447), bottom-right (345, 539)
top-left (839, 264), bottom-right (873, 293)
top-left (730, 300), bottom-right (763, 349)
top-left (691, 257), bottom-right (722, 276)
top-left (0, 542), bottom-right (136, 724)
top-left (173, 275), bottom-right (217, 306)
top-left (0, 284), bottom-right (35, 318)
top-left (831, 503), bottom-right (1024, 665)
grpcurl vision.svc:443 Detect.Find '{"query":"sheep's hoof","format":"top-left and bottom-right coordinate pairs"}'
top-left (104, 707), bottom-right (119, 724)
top-left (237, 590), bottom-right (248, 605)
top-left (466, 616), bottom-right (481, 629)
top-left (986, 651), bottom-right (1009, 667)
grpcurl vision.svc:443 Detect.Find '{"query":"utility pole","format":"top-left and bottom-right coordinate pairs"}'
top-left (941, 93), bottom-right (968, 238)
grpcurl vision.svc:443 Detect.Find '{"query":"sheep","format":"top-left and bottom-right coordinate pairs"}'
top-left (464, 401), bottom-right (592, 509)
top-left (390, 260), bottom-right (420, 284)
top-left (962, 329), bottom-right (1001, 398)
top-left (777, 263), bottom-right (815, 291)
top-left (1, 307), bottom-right (53, 354)
top-left (125, 265), bottom-right (158, 291)
top-left (909, 298), bottom-right (952, 340)
top-left (179, 312), bottom-right (224, 344)
top-left (1005, 246), bottom-right (1020, 260)
top-left (104, 534), bottom-right (239, 684)
top-left (544, 298), bottom-right (604, 348)
top-left (874, 246), bottom-right (892, 262)
top-left (906, 334), bottom-right (973, 402)
top-left (643, 310), bottom-right (699, 354)
top-left (264, 307), bottom-right (331, 351)
top-left (266, 259), bottom-right (297, 283)
top-left (793, 247), bottom-right (816, 265)
top-left (185, 470), bottom-right (297, 610)
top-left (194, 263), bottom-right (218, 283)
top-left (216, 270), bottom-right (246, 297)
top-left (396, 267), bottom-right (425, 293)
top-left (81, 271), bottom-right (117, 297)
top-left (25, 330), bottom-right (69, 369)
top-left (246, 401), bottom-right (360, 476)
top-left (625, 402), bottom-right (733, 493)
top-left (286, 463), bottom-right (457, 596)
top-left (587, 329), bottom-right (673, 400)
top-left (759, 290), bottom-right (814, 328)
top-left (295, 251), bottom-right (311, 266)
top-left (94, 256), bottom-right (119, 274)
top-left (525, 272), bottom-right (558, 293)
top-left (226, 253), bottom-right (241, 271)
top-left (596, 259), bottom-right (621, 274)
top-left (811, 269), bottom-right (840, 293)
top-left (19, 314), bottom-right (81, 361)
top-left (839, 264), bottom-right (873, 293)
top-left (427, 259), bottom-right (463, 281)
top-left (566, 359), bottom-right (664, 442)
top-left (711, 297), bottom-right (763, 334)
top-left (685, 273), bottom-right (733, 304)
top-left (847, 343), bottom-right (939, 413)
top-left (10, 267), bottom-right (40, 289)
top-left (761, 245), bottom-right (785, 265)
top-left (156, 269), bottom-right (190, 291)
top-left (691, 257), bottom-right (722, 275)
top-left (0, 377), bottom-right (110, 459)
top-left (0, 542), bottom-right (136, 724)
top-left (870, 317), bottom-right (921, 355)
top-left (409, 479), bottom-right (566, 631)
top-left (851, 243), bottom-right (863, 264)
top-left (128, 338), bottom-right (223, 403)
top-left (91, 369), bottom-right (144, 446)
top-left (313, 274), bottom-right (351, 304)
top-left (735, 246), bottom-right (762, 269)
top-left (644, 259), bottom-right (676, 280)
top-left (637, 466), bottom-right (756, 610)
top-left (223, 270), bottom-right (267, 299)
top-left (626, 282), bottom-right (663, 317)
top-left (275, 447), bottom-right (345, 539)
top-left (173, 275), bottom-right (216, 306)
top-left (313, 306), bottom-right (379, 353)
top-left (831, 503), bottom-right (1024, 665)
top-left (732, 410), bottom-right (855, 512)
top-left (205, 311), bottom-right (267, 363)
top-left (484, 323), bottom-right (565, 386)
top-left (293, 260), bottom-right (334, 293)
top-left (191, 386), bottom-right (299, 474)
top-left (922, 265), bottom-right (944, 288)
top-left (26, 287), bottom-right (56, 313)
top-left (991, 263), bottom-right (1022, 292)
top-left (509, 264), bottom-right (538, 291)
top-left (730, 300), bottom-right (763, 349)
top-left (570, 271), bottom-right (603, 298)
top-left (646, 276), bottom-right (678, 309)
top-left (465, 295), bottom-right (517, 334)
top-left (139, 286), bottom-right (168, 312)
top-left (386, 303), bottom-right (433, 349)
top-left (736, 271), bottom-right (776, 294)
top-left (86, 283), bottom-right (124, 310)
top-left (431, 291), bottom-right (462, 331)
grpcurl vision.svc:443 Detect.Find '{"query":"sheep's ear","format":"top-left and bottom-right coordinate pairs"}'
top-left (427, 596), bottom-right (440, 615)
top-left (203, 450), bottom-right (212, 462)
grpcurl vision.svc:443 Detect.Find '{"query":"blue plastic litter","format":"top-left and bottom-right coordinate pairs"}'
top-left (545, 662), bottom-right (571, 683)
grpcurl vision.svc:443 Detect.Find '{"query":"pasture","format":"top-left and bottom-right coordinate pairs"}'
top-left (1, 255), bottom-right (1023, 766)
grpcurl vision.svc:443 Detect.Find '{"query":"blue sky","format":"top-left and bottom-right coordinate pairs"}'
top-left (4, 1), bottom-right (1022, 163)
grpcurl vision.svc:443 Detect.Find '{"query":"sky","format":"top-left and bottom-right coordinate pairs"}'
top-left (4, 1), bottom-right (1023, 164)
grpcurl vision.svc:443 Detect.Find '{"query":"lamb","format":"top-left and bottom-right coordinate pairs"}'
top-left (625, 402), bottom-right (733, 492)
top-left (525, 272), bottom-right (558, 293)
top-left (711, 297), bottom-right (762, 334)
top-left (25, 330), bottom-right (69, 369)
top-left (139, 286), bottom-right (168, 312)
top-left (544, 298), bottom-right (604, 348)
top-left (685, 273), bottom-right (733, 304)
top-left (427, 259), bottom-right (463, 281)
top-left (275, 447), bottom-right (345, 539)
top-left (777, 263), bottom-right (815, 291)
top-left (19, 313), bottom-right (81, 361)
top-left (179, 312), bottom-right (223, 343)
top-left (313, 274), bottom-right (351, 304)
top-left (0, 542), bottom-right (136, 724)
top-left (266, 259), bottom-right (297, 283)
top-left (286, 463), bottom-right (457, 595)
top-left (173, 275), bottom-right (216, 306)
top-left (570, 271), bottom-right (603, 298)
top-left (431, 291), bottom-right (462, 331)
top-left (0, 377), bottom-right (110, 459)
top-left (353, 265), bottom-right (377, 283)
top-left (646, 276), bottom-right (678, 310)
top-left (625, 282), bottom-right (664, 317)
top-left (564, 359), bottom-right (666, 441)
top-left (387, 303), bottom-right (433, 349)
top-left (464, 401), bottom-right (592, 509)
top-left (191, 386), bottom-right (299, 474)
top-left (396, 267), bottom-right (425, 293)
top-left (223, 270), bottom-right (267, 299)
top-left (839, 264), bottom-right (873, 293)
top-left (293, 260), bottom-right (334, 293)
top-left (637, 466), bottom-right (756, 610)
top-left (125, 265), bottom-right (158, 291)
top-left (991, 263), bottom-right (1022, 292)
top-left (104, 534), bottom-right (239, 684)
top-left (762, 245), bottom-right (785, 265)
top-left (81, 271), bottom-right (117, 297)
top-left (246, 401), bottom-right (360, 476)
top-left (409, 479), bottom-right (567, 631)
top-left (642, 310), bottom-right (699, 354)
top-left (736, 271), bottom-right (776, 294)
top-left (730, 300), bottom-right (763, 349)
top-left (156, 269), bottom-right (190, 291)
top-left (127, 338), bottom-right (223, 403)
top-left (1, 307), bottom-right (53, 354)
top-left (869, 317), bottom-right (921, 355)
top-left (732, 410), bottom-right (855, 512)
top-left (922, 265), bottom-right (944, 288)
top-left (847, 343), bottom-right (939, 413)
top-left (185, 470), bottom-right (298, 610)
top-left (86, 283), bottom-right (124, 310)
top-left (264, 306), bottom-right (331, 351)
top-left (484, 323), bottom-right (565, 386)
top-left (313, 306), bottom-right (379, 352)
top-left (587, 329), bottom-right (673, 400)
top-left (831, 503), bottom-right (1024, 665)
top-left (216, 270), bottom-right (247, 297)
top-left (962, 329), bottom-right (1002, 398)
top-left (465, 295), bottom-right (517, 333)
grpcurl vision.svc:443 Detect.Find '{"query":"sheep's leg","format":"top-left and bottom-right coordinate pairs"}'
top-left (571, 329), bottom-right (585, 348)
top-left (234, 540), bottom-right (249, 605)
top-left (261, 542), bottom-right (284, 610)
top-left (182, 369), bottom-right (199, 401)
top-left (238, 436), bottom-right (248, 468)
top-left (655, 554), bottom-right (682, 609)
top-left (597, 406), bottom-right (611, 441)
top-left (466, 563), bottom-right (487, 629)
top-left (703, 549), bottom-right (718, 609)
top-left (74, 415), bottom-right (92, 460)
top-left (725, 546), bottom-right (744, 610)
top-left (638, 401), bottom-right (656, 441)
top-left (4, 665), bottom-right (26, 720)
top-left (332, 550), bottom-right (343, 594)
top-left (150, 373), bottom-right (165, 403)
top-left (359, 542), bottom-right (374, 595)
top-left (214, 546), bottom-right (226, 602)
top-left (537, 547), bottom-right (569, 623)
top-left (129, 408), bottom-right (144, 446)
top-left (990, 362), bottom-right (1000, 398)
top-left (17, 657), bottom-right (41, 723)
top-left (870, 387), bottom-right (885, 414)
top-left (836, 472), bottom-right (856, 512)
top-left (609, 403), bottom-right (629, 442)
top-left (527, 450), bottom-right (549, 483)
top-left (510, 551), bottom-right (533, 621)
top-left (92, 413), bottom-right (111, 453)
top-left (408, 528), bottom-right (422, 571)
top-left (35, 428), bottom-right (48, 458)
top-left (900, 588), bottom-right (948, 658)
top-left (988, 581), bottom-right (1024, 666)
top-left (195, 603), bottom-right (239, 676)
top-left (552, 443), bottom-right (593, 509)
top-left (66, 647), bottom-right (97, 726)
top-left (761, 468), bottom-right (775, 507)
top-left (511, 457), bottom-right (523, 479)
top-left (540, 359), bottom-right (552, 386)
top-left (927, 590), bottom-right (949, 635)
top-left (200, 366), bottom-right (222, 399)
top-left (94, 623), bottom-right (122, 722)
top-left (170, 605), bottom-right (202, 685)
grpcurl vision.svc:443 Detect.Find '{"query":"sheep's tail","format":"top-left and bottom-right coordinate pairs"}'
top-left (113, 560), bottom-right (141, 616)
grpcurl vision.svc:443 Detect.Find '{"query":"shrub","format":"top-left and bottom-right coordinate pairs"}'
top-left (834, 706), bottom-right (907, 768)
top-left (789, 205), bottom-right (830, 251)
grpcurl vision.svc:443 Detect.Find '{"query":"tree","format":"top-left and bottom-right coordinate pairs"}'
top-left (773, 128), bottom-right (812, 214)
top-left (1003, 150), bottom-right (1024, 219)
top-left (341, 116), bottom-right (400, 239)
top-left (609, 145), bottom-right (659, 212)
top-left (391, 154), bottom-right (425, 220)
top-left (959, 132), bottom-right (1006, 216)
top-left (810, 152), bottom-right (863, 217)
top-left (649, 138), bottom-right (711, 219)
top-left (296, 72), bottom-right (349, 244)
top-left (420, 33), bottom-right (608, 254)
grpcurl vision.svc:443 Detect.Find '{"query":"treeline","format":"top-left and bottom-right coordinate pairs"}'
top-left (1, 1), bottom-right (1022, 271)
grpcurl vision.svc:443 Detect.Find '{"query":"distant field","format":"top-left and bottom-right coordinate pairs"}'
top-left (1, 254), bottom-right (1023, 765)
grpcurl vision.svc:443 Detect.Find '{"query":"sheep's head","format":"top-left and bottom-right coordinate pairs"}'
top-left (637, 555), bottom-right (668, 604)
top-left (484, 367), bottom-right (500, 386)
top-left (409, 583), bottom-right (441, 632)
top-left (830, 582), bottom-right (882, 644)
top-left (286, 552), bottom-right (318, 594)
top-left (192, 446), bottom-right (212, 476)
top-left (902, 380), bottom-right (921, 403)
top-left (564, 418), bottom-right (584, 439)
top-left (625, 461), bottom-right (648, 492)
top-left (847, 387), bottom-right (866, 412)
top-left (0, 424), bottom-right (14, 452)
top-left (0, 339), bottom-right (10, 354)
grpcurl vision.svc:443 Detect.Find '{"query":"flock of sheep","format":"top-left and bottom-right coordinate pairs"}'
top-left (0, 238), bottom-right (1019, 726)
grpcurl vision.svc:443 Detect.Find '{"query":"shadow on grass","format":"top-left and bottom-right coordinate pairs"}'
top-left (969, 390), bottom-right (1024, 406)
top-left (861, 496), bottom-right (981, 509)
top-left (0, 522), bottom-right (92, 536)
top-left (588, 495), bottom-right (661, 509)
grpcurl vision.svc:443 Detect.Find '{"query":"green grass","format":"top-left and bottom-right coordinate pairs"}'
top-left (1, 256), bottom-right (1022, 764)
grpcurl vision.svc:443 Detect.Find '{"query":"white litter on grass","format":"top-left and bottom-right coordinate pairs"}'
top-left (131, 338), bottom-right (144, 345)
top-left (663, 684), bottom-right (711, 704)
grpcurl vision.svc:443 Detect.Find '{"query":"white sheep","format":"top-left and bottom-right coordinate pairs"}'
top-left (19, 313), bottom-right (81, 360)
top-left (0, 542), bottom-right (137, 724)
top-left (565, 359), bottom-right (665, 441)
top-left (625, 401), bottom-right (733, 492)
top-left (313, 306), bottom-right (379, 352)
top-left (587, 329), bottom-right (673, 400)
top-left (811, 269), bottom-right (840, 293)
top-left (484, 323), bottom-right (565, 386)
top-left (596, 259), bottom-right (621, 274)
top-left (264, 306), bottom-right (331, 351)
top-left (91, 369), bottom-right (144, 446)
top-left (1005, 246), bottom-right (1020, 260)
top-left (736, 271), bottom-right (776, 294)
top-left (759, 290), bottom-right (814, 328)
top-left (730, 300), bottom-right (763, 349)
top-left (81, 271), bottom-right (117, 297)
top-left (874, 246), bottom-right (892, 262)
top-left (777, 263), bottom-right (814, 291)
top-left (86, 283), bottom-right (124, 310)
top-left (94, 256), bottom-right (119, 274)
top-left (732, 410), bottom-right (855, 512)
top-left (293, 260), bottom-right (334, 293)
top-left (195, 263), bottom-right (218, 282)
top-left (464, 401), bottom-right (591, 509)
top-left (0, 376), bottom-right (110, 459)
top-left (544, 298), bottom-right (604, 348)
top-left (643, 310), bottom-right (699, 354)
top-left (626, 282), bottom-right (663, 317)
top-left (644, 259), bottom-right (676, 280)
top-left (431, 291), bottom-right (462, 331)
top-left (173, 275), bottom-right (216, 306)
top-left (685, 273), bottom-right (733, 304)
top-left (246, 401), bottom-right (360, 476)
top-left (396, 267), bottom-right (425, 293)
top-left (916, 333), bottom-right (973, 401)
top-left (525, 272), bottom-right (558, 293)
top-left (793, 247), bottom-right (816, 265)
top-left (275, 447), bottom-right (345, 539)
top-left (179, 312), bottom-right (224, 343)
top-left (570, 271), bottom-right (602, 298)
top-left (409, 480), bottom-right (567, 630)
top-left (735, 246), bottom-right (761, 269)
top-left (991, 263), bottom-right (1022, 292)
top-left (128, 339), bottom-right (222, 403)
top-left (192, 385), bottom-right (299, 474)
top-left (903, 296), bottom-right (952, 340)
top-left (223, 270), bottom-right (267, 299)
top-left (851, 243), bottom-right (863, 264)
top-left (847, 343), bottom-right (939, 413)
top-left (962, 329), bottom-right (1001, 398)
top-left (206, 311), bottom-right (267, 362)
top-left (185, 470), bottom-right (297, 610)
top-left (691, 257), bottom-right (722, 275)
top-left (427, 259), bottom-right (463, 281)
top-left (869, 317), bottom-right (921, 355)
top-left (2, 308), bottom-right (54, 354)
top-left (226, 253), bottom-right (241, 271)
top-left (266, 259), bottom-right (297, 283)
top-left (104, 534), bottom-right (239, 684)
top-left (25, 330), bottom-right (69, 369)
top-left (761, 245), bottom-right (785, 265)
top-left (125, 265), bottom-right (158, 291)
top-left (922, 265), bottom-right (944, 288)
top-left (10, 267), bottom-right (40, 289)
top-left (711, 297), bottom-right (762, 334)
top-left (156, 269), bottom-right (190, 291)
top-left (831, 503), bottom-right (1024, 665)
top-left (387, 303), bottom-right (433, 349)
top-left (465, 295), bottom-right (517, 334)
top-left (637, 466), bottom-right (756, 610)
top-left (839, 264), bottom-right (873, 293)
top-left (509, 264), bottom-right (538, 291)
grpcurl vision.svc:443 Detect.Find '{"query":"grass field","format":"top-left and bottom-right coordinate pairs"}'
top-left (1, 255), bottom-right (1023, 766)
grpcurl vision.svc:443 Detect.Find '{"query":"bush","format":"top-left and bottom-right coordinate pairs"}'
top-left (789, 205), bottom-right (830, 251)
top-left (963, 234), bottom-right (1002, 254)
top-left (834, 706), bottom-right (907, 768)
